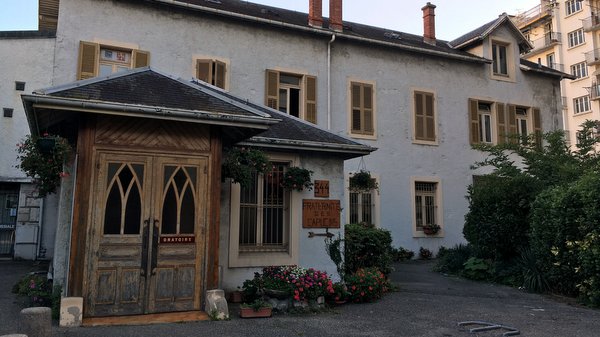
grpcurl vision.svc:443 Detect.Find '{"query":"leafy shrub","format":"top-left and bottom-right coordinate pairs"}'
top-left (463, 174), bottom-right (537, 261)
top-left (13, 273), bottom-right (61, 319)
top-left (280, 167), bottom-right (313, 191)
top-left (345, 268), bottom-right (387, 303)
top-left (391, 247), bottom-right (414, 262)
top-left (418, 247), bottom-right (432, 260)
top-left (462, 257), bottom-right (492, 281)
top-left (221, 147), bottom-right (269, 187)
top-left (344, 223), bottom-right (393, 276)
top-left (434, 244), bottom-right (471, 274)
top-left (519, 248), bottom-right (548, 293)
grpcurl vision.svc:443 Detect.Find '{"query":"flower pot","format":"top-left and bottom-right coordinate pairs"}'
top-left (239, 306), bottom-right (272, 318)
top-left (36, 137), bottom-right (56, 154)
top-left (423, 228), bottom-right (437, 235)
top-left (229, 290), bottom-right (243, 303)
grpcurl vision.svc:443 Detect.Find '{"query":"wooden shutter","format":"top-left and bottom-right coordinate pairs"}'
top-left (132, 49), bottom-right (150, 68)
top-left (265, 70), bottom-right (280, 110)
top-left (507, 104), bottom-right (517, 144)
top-left (363, 84), bottom-right (374, 134)
top-left (469, 99), bottom-right (479, 145)
top-left (196, 60), bottom-right (212, 84)
top-left (215, 60), bottom-right (226, 89)
top-left (305, 76), bottom-right (317, 124)
top-left (496, 103), bottom-right (506, 145)
top-left (415, 92), bottom-right (425, 140)
top-left (351, 83), bottom-right (361, 132)
top-left (77, 41), bottom-right (99, 80)
top-left (533, 107), bottom-right (542, 147)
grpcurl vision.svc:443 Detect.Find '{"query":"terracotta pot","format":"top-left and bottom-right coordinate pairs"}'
top-left (229, 290), bottom-right (243, 303)
top-left (239, 306), bottom-right (272, 318)
top-left (423, 228), bottom-right (438, 235)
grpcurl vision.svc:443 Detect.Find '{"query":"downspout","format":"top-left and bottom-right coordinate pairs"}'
top-left (35, 199), bottom-right (44, 261)
top-left (64, 153), bottom-right (78, 295)
top-left (327, 34), bottom-right (336, 130)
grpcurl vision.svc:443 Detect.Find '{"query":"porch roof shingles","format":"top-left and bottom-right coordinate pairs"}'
top-left (48, 70), bottom-right (257, 117)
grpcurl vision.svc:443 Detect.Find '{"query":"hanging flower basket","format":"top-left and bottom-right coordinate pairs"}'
top-left (16, 133), bottom-right (72, 198)
top-left (349, 170), bottom-right (378, 192)
top-left (280, 167), bottom-right (313, 191)
top-left (422, 223), bottom-right (440, 235)
top-left (222, 147), bottom-right (270, 188)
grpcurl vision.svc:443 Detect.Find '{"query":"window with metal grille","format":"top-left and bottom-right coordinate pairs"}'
top-left (414, 182), bottom-right (437, 230)
top-left (239, 162), bottom-right (290, 252)
top-left (349, 190), bottom-right (375, 226)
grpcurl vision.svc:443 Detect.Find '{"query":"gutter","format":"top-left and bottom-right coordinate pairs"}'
top-left (152, 0), bottom-right (489, 64)
top-left (238, 136), bottom-right (376, 156)
top-left (519, 64), bottom-right (576, 80)
top-left (22, 94), bottom-right (279, 135)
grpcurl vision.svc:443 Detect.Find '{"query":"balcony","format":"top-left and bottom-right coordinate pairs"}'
top-left (590, 82), bottom-right (600, 100)
top-left (528, 32), bottom-right (561, 53)
top-left (512, 1), bottom-right (553, 28)
top-left (583, 14), bottom-right (600, 32)
top-left (585, 49), bottom-right (600, 65)
top-left (549, 63), bottom-right (565, 72)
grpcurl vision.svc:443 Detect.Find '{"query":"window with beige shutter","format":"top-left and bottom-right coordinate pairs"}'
top-left (350, 82), bottom-right (374, 136)
top-left (414, 91), bottom-right (436, 142)
top-left (77, 41), bottom-right (150, 80)
top-left (196, 59), bottom-right (227, 89)
top-left (264, 70), bottom-right (317, 123)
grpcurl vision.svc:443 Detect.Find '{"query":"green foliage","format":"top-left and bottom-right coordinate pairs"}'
top-left (325, 234), bottom-right (345, 280)
top-left (519, 248), bottom-right (548, 293)
top-left (349, 170), bottom-right (378, 192)
top-left (344, 223), bottom-right (393, 276)
top-left (391, 247), bottom-right (414, 262)
top-left (345, 268), bottom-right (388, 303)
top-left (464, 174), bottom-right (537, 261)
top-left (280, 167), bottom-right (313, 191)
top-left (462, 257), bottom-right (492, 281)
top-left (13, 273), bottom-right (62, 320)
top-left (241, 299), bottom-right (272, 311)
top-left (434, 244), bottom-right (471, 274)
top-left (418, 247), bottom-right (433, 260)
top-left (221, 147), bottom-right (270, 187)
top-left (16, 134), bottom-right (72, 197)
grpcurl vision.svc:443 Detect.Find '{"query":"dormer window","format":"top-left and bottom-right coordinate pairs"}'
top-left (492, 42), bottom-right (508, 76)
top-left (490, 39), bottom-right (514, 82)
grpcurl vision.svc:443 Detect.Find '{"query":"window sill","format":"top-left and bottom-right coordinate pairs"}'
top-left (349, 132), bottom-right (377, 141)
top-left (574, 110), bottom-right (593, 117)
top-left (565, 10), bottom-right (584, 19)
top-left (412, 139), bottom-right (439, 146)
top-left (413, 230), bottom-right (444, 238)
top-left (229, 249), bottom-right (296, 268)
top-left (567, 42), bottom-right (586, 51)
top-left (491, 73), bottom-right (516, 83)
top-left (570, 75), bottom-right (589, 83)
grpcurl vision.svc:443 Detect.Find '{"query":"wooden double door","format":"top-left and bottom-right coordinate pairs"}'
top-left (86, 152), bottom-right (208, 317)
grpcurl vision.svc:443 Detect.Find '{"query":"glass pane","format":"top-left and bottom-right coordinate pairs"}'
top-left (263, 206), bottom-right (283, 244)
top-left (361, 192), bottom-right (373, 225)
top-left (118, 165), bottom-right (133, 188)
top-left (240, 172), bottom-right (258, 204)
top-left (415, 195), bottom-right (423, 227)
top-left (161, 184), bottom-right (178, 234)
top-left (173, 168), bottom-right (187, 195)
top-left (99, 64), bottom-right (112, 77)
top-left (185, 167), bottom-right (197, 187)
top-left (107, 163), bottom-right (120, 188)
top-left (179, 184), bottom-right (195, 234)
top-left (104, 182), bottom-right (122, 234)
top-left (279, 88), bottom-right (288, 113)
top-left (280, 74), bottom-right (300, 85)
top-left (289, 88), bottom-right (300, 118)
top-left (239, 207), bottom-right (257, 245)
top-left (164, 166), bottom-right (176, 189)
top-left (123, 182), bottom-right (141, 235)
top-left (132, 164), bottom-right (144, 183)
top-left (349, 192), bottom-right (358, 224)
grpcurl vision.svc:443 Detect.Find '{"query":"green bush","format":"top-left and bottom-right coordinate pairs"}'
top-left (391, 247), bottom-right (414, 262)
top-left (434, 244), bottom-right (471, 274)
top-left (13, 273), bottom-right (61, 320)
top-left (463, 174), bottom-right (538, 261)
top-left (345, 268), bottom-right (388, 303)
top-left (462, 257), bottom-right (492, 281)
top-left (344, 223), bottom-right (393, 276)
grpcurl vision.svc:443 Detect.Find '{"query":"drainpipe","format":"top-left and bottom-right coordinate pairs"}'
top-left (35, 199), bottom-right (44, 261)
top-left (327, 34), bottom-right (336, 130)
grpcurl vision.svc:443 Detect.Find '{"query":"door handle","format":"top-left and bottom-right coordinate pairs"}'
top-left (140, 219), bottom-right (150, 277)
top-left (151, 219), bottom-right (159, 276)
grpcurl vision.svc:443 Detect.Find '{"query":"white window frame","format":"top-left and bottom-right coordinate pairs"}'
top-left (574, 95), bottom-right (591, 114)
top-left (515, 106), bottom-right (531, 143)
top-left (98, 48), bottom-right (132, 77)
top-left (489, 38), bottom-right (515, 82)
top-left (410, 176), bottom-right (443, 238)
top-left (345, 173), bottom-right (380, 227)
top-left (566, 0), bottom-right (583, 16)
top-left (278, 73), bottom-right (303, 118)
top-left (478, 102), bottom-right (494, 144)
top-left (546, 53), bottom-right (555, 69)
top-left (228, 153), bottom-right (300, 268)
top-left (568, 29), bottom-right (585, 48)
top-left (570, 62), bottom-right (588, 79)
top-left (492, 42), bottom-right (509, 76)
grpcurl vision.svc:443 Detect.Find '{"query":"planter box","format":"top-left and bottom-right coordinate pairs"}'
top-left (229, 291), bottom-right (243, 303)
top-left (239, 306), bottom-right (272, 318)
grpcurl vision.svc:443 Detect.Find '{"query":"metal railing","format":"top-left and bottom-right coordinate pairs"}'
top-left (585, 49), bottom-right (600, 64)
top-left (590, 82), bottom-right (600, 100)
top-left (583, 14), bottom-right (600, 31)
top-left (512, 1), bottom-right (553, 28)
top-left (529, 31), bottom-right (561, 51)
top-left (549, 63), bottom-right (564, 72)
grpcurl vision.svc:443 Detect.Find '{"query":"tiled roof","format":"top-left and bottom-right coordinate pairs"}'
top-left (520, 59), bottom-right (576, 79)
top-left (448, 17), bottom-right (501, 48)
top-left (448, 14), bottom-right (531, 51)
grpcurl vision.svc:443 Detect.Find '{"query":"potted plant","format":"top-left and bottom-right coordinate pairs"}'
top-left (229, 287), bottom-right (244, 303)
top-left (239, 299), bottom-right (272, 318)
top-left (422, 223), bottom-right (440, 235)
top-left (349, 170), bottom-right (378, 192)
top-left (330, 282), bottom-right (350, 305)
top-left (16, 133), bottom-right (72, 198)
top-left (280, 167), bottom-right (313, 191)
top-left (221, 147), bottom-right (270, 187)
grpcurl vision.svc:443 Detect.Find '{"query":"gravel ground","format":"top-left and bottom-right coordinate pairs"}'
top-left (2, 260), bottom-right (599, 336)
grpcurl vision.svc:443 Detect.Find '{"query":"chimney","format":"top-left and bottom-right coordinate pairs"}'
top-left (422, 2), bottom-right (436, 45)
top-left (329, 0), bottom-right (343, 32)
top-left (309, 0), bottom-right (323, 28)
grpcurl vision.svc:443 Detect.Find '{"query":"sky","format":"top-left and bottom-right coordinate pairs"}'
top-left (0, 0), bottom-right (541, 40)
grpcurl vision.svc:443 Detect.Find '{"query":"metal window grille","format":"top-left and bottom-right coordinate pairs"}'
top-left (239, 162), bottom-right (289, 252)
top-left (349, 190), bottom-right (375, 225)
top-left (415, 182), bottom-right (437, 229)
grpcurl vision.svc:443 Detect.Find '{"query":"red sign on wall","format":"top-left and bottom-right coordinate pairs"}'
top-left (160, 236), bottom-right (195, 244)
top-left (302, 199), bottom-right (341, 229)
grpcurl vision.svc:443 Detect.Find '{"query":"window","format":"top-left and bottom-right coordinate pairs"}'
top-left (571, 62), bottom-right (588, 79)
top-left (492, 42), bottom-right (508, 76)
top-left (574, 95), bottom-right (591, 114)
top-left (265, 70), bottom-right (317, 123)
top-left (478, 102), bottom-right (493, 143)
top-left (546, 53), bottom-right (555, 69)
top-left (349, 81), bottom-right (375, 137)
top-left (568, 29), bottom-right (585, 48)
top-left (413, 91), bottom-right (436, 143)
top-left (229, 155), bottom-right (299, 267)
top-left (3, 108), bottom-right (13, 118)
top-left (77, 41), bottom-right (149, 80)
top-left (411, 177), bottom-right (443, 236)
top-left (516, 107), bottom-right (529, 143)
top-left (348, 174), bottom-right (379, 226)
top-left (196, 59), bottom-right (227, 89)
top-left (566, 0), bottom-right (583, 15)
